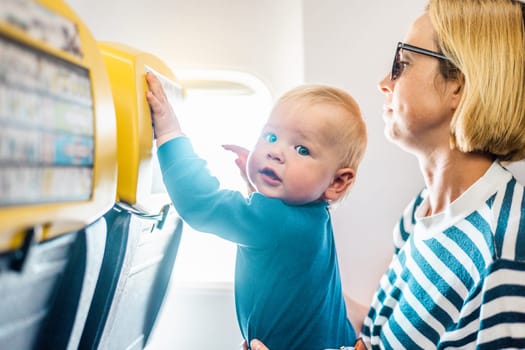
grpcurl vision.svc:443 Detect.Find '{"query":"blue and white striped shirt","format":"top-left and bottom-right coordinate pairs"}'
top-left (362, 162), bottom-right (525, 349)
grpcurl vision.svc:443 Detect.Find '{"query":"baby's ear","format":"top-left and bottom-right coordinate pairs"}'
top-left (323, 168), bottom-right (355, 202)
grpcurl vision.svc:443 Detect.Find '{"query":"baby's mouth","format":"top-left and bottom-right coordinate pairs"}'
top-left (259, 167), bottom-right (281, 182)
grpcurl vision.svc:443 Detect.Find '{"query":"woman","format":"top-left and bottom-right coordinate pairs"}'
top-left (244, 0), bottom-right (525, 348)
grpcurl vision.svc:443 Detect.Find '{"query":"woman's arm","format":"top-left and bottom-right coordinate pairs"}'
top-left (344, 292), bottom-right (369, 335)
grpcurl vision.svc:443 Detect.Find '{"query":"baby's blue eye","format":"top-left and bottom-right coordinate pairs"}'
top-left (295, 145), bottom-right (310, 156)
top-left (266, 133), bottom-right (277, 143)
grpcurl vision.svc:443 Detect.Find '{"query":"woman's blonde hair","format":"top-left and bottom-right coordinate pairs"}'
top-left (428, 0), bottom-right (525, 161)
top-left (276, 84), bottom-right (367, 172)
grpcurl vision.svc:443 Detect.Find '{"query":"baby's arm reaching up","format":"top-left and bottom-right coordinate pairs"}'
top-left (145, 72), bottom-right (184, 146)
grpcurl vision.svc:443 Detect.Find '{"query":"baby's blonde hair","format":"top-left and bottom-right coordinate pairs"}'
top-left (276, 84), bottom-right (367, 172)
top-left (428, 0), bottom-right (525, 161)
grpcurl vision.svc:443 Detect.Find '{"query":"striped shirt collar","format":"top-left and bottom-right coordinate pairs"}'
top-left (414, 161), bottom-right (512, 234)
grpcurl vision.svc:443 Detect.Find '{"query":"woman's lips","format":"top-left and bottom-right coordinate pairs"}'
top-left (382, 105), bottom-right (393, 121)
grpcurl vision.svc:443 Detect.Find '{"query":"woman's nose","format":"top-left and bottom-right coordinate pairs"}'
top-left (378, 73), bottom-right (393, 95)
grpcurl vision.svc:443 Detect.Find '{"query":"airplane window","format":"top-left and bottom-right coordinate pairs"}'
top-left (168, 70), bottom-right (272, 284)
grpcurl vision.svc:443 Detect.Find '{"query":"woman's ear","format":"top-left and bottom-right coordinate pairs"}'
top-left (449, 75), bottom-right (464, 110)
top-left (323, 168), bottom-right (355, 202)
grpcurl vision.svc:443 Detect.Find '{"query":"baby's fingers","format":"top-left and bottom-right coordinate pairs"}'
top-left (223, 144), bottom-right (249, 158)
top-left (146, 72), bottom-right (170, 105)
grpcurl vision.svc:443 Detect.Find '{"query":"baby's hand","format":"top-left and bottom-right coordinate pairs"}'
top-left (223, 144), bottom-right (255, 194)
top-left (222, 144), bottom-right (249, 173)
top-left (145, 72), bottom-right (183, 146)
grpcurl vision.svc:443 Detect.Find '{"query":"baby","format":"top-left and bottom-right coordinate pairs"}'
top-left (146, 72), bottom-right (367, 349)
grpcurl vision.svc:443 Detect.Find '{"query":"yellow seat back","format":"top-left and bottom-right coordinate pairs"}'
top-left (98, 42), bottom-right (183, 214)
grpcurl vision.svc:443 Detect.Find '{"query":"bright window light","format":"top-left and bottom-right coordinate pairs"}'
top-left (169, 69), bottom-right (272, 284)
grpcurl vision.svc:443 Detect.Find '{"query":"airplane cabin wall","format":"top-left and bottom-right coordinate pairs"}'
top-left (67, 0), bottom-right (304, 98)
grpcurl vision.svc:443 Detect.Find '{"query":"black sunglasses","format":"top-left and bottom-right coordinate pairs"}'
top-left (390, 41), bottom-right (449, 81)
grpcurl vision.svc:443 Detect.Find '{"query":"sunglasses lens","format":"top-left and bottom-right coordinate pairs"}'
top-left (391, 48), bottom-right (401, 80)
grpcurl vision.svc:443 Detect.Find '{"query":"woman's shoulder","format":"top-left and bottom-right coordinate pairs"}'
top-left (489, 170), bottom-right (525, 262)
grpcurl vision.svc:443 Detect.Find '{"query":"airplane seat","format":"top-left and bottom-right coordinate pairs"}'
top-left (78, 42), bottom-right (184, 350)
top-left (0, 1), bottom-right (118, 349)
top-left (35, 219), bottom-right (108, 350)
top-left (0, 221), bottom-right (107, 350)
